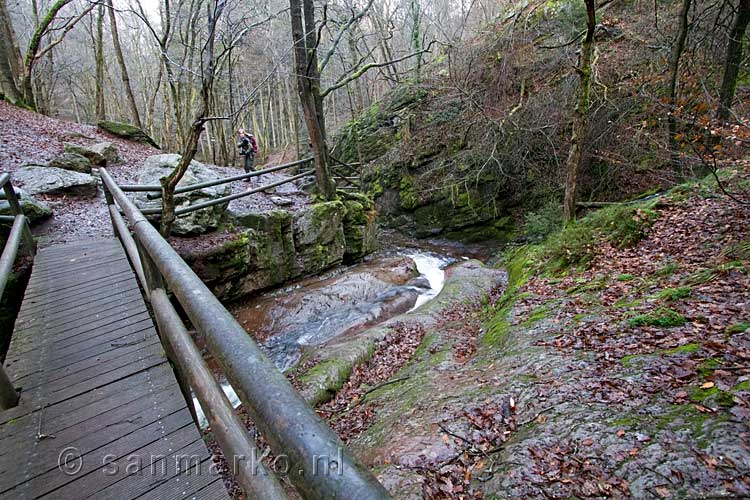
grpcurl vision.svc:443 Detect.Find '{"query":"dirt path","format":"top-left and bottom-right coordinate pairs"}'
top-left (0, 102), bottom-right (311, 248)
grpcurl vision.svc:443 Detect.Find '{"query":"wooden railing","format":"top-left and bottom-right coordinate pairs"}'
top-left (100, 167), bottom-right (388, 500)
top-left (0, 173), bottom-right (36, 410)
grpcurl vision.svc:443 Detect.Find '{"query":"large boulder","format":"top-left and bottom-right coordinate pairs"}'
top-left (135, 154), bottom-right (230, 235)
top-left (189, 209), bottom-right (298, 300)
top-left (292, 201), bottom-right (347, 275)
top-left (63, 143), bottom-right (105, 166)
top-left (12, 166), bottom-right (98, 197)
top-left (98, 121), bottom-right (159, 149)
top-left (47, 152), bottom-right (92, 173)
top-left (0, 188), bottom-right (52, 224)
top-left (90, 142), bottom-right (120, 164)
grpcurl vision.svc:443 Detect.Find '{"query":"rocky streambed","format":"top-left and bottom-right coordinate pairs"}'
top-left (191, 242), bottom-right (470, 427)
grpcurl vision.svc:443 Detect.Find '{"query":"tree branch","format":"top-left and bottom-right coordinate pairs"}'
top-left (321, 40), bottom-right (436, 98)
top-left (318, 0), bottom-right (376, 72)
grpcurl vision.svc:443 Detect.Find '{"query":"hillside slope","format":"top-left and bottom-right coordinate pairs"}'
top-left (335, 0), bottom-right (747, 243)
top-left (294, 165), bottom-right (750, 498)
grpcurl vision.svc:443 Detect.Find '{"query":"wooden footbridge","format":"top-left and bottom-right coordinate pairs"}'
top-left (0, 163), bottom-right (386, 500)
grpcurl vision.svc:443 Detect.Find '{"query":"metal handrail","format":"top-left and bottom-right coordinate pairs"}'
top-left (0, 173), bottom-right (36, 410)
top-left (119, 157), bottom-right (313, 194)
top-left (140, 169), bottom-right (313, 216)
top-left (100, 168), bottom-right (390, 500)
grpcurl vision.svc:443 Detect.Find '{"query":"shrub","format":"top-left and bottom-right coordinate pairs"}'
top-left (544, 223), bottom-right (597, 271)
top-left (524, 200), bottom-right (562, 242)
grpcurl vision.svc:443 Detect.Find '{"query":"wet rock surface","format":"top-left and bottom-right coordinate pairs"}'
top-left (231, 255), bottom-right (423, 369)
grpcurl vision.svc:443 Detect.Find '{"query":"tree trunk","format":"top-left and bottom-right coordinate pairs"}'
top-left (666, 0), bottom-right (691, 153)
top-left (290, 0), bottom-right (336, 200)
top-left (0, 0), bottom-right (21, 102)
top-left (20, 0), bottom-right (74, 108)
top-left (160, 0), bottom-right (224, 237)
top-left (107, 0), bottom-right (142, 128)
top-left (95, 2), bottom-right (105, 121)
top-left (562, 0), bottom-right (596, 222)
top-left (410, 0), bottom-right (423, 80)
top-left (718, 0), bottom-right (750, 121)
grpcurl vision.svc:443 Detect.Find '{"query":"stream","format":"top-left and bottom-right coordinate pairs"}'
top-left (192, 239), bottom-right (484, 428)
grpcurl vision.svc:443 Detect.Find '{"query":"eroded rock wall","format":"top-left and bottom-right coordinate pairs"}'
top-left (179, 197), bottom-right (378, 301)
top-left (337, 84), bottom-right (515, 243)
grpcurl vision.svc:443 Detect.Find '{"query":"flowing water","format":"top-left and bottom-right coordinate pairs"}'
top-left (192, 241), bottom-right (481, 428)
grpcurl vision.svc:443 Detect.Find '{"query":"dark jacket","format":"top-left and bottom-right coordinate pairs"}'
top-left (238, 134), bottom-right (257, 156)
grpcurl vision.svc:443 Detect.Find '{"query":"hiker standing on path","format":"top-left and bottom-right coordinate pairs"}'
top-left (237, 129), bottom-right (258, 182)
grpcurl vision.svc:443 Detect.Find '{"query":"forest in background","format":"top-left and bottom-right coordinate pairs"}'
top-left (0, 0), bottom-right (749, 235)
top-left (0, 0), bottom-right (497, 165)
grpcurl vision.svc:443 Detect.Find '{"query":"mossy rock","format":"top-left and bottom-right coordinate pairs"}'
top-left (47, 152), bottom-right (92, 173)
top-left (63, 143), bottom-right (105, 166)
top-left (98, 121), bottom-right (160, 148)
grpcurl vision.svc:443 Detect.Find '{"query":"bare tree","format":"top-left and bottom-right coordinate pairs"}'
top-left (0, 0), bottom-right (22, 103)
top-left (563, 0), bottom-right (596, 222)
top-left (95, 1), bottom-right (105, 121)
top-left (107, 0), bottom-right (142, 127)
top-left (19, 0), bottom-right (94, 108)
top-left (666, 0), bottom-right (691, 154)
top-left (160, 0), bottom-right (226, 236)
top-left (290, 0), bottom-right (336, 200)
top-left (718, 0), bottom-right (750, 121)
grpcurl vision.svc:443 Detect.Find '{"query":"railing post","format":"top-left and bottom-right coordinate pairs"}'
top-left (0, 363), bottom-right (19, 409)
top-left (134, 229), bottom-right (164, 297)
top-left (2, 181), bottom-right (35, 256)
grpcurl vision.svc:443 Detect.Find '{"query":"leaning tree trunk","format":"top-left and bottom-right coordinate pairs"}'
top-left (107, 0), bottom-right (142, 128)
top-left (562, 0), bottom-right (596, 222)
top-left (718, 0), bottom-right (750, 121)
top-left (666, 0), bottom-right (691, 154)
top-left (290, 0), bottom-right (336, 200)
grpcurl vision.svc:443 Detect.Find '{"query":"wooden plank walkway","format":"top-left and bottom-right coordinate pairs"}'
top-left (0, 239), bottom-right (230, 500)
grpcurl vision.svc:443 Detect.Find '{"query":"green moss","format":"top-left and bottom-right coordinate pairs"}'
top-left (614, 297), bottom-right (643, 308)
top-left (664, 342), bottom-right (701, 354)
top-left (98, 120), bottom-right (159, 148)
top-left (619, 354), bottom-right (646, 368)
top-left (298, 358), bottom-right (352, 386)
top-left (733, 381), bottom-right (750, 391)
top-left (617, 273), bottom-right (635, 281)
top-left (689, 386), bottom-right (735, 408)
top-left (652, 286), bottom-right (692, 302)
top-left (653, 404), bottom-right (730, 448)
top-left (727, 322), bottom-right (750, 334)
top-left (566, 274), bottom-right (609, 294)
top-left (399, 175), bottom-right (421, 210)
top-left (522, 305), bottom-right (549, 327)
top-left (697, 358), bottom-right (722, 378)
top-left (612, 415), bottom-right (642, 427)
top-left (628, 307), bottom-right (686, 327)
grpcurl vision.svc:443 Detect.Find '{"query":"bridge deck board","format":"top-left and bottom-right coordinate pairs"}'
top-left (0, 239), bottom-right (228, 500)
